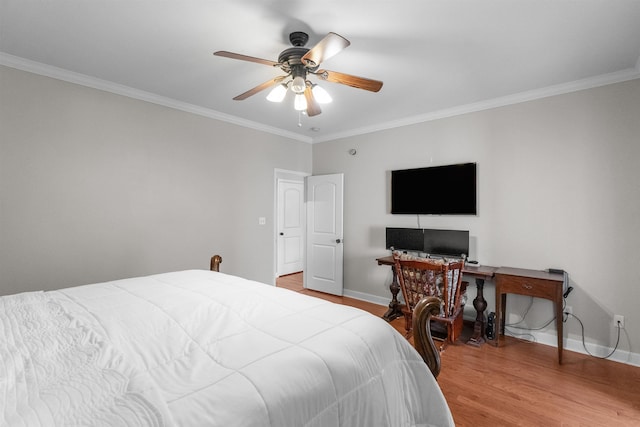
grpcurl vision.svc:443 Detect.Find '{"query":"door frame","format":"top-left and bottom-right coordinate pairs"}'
top-left (273, 169), bottom-right (310, 284)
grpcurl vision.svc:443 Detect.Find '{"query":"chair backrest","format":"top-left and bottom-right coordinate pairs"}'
top-left (210, 255), bottom-right (222, 272)
top-left (393, 253), bottom-right (464, 317)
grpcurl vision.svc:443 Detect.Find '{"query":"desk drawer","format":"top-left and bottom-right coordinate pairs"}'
top-left (496, 274), bottom-right (558, 299)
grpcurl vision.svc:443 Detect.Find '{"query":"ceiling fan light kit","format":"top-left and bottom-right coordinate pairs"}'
top-left (294, 93), bottom-right (307, 111)
top-left (266, 83), bottom-right (288, 102)
top-left (311, 84), bottom-right (332, 103)
top-left (266, 81), bottom-right (332, 106)
top-left (214, 31), bottom-right (383, 118)
top-left (291, 75), bottom-right (306, 94)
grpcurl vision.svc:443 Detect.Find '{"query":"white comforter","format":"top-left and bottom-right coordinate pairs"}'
top-left (1, 270), bottom-right (454, 427)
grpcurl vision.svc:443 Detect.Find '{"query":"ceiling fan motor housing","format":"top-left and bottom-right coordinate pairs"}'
top-left (278, 32), bottom-right (320, 73)
top-left (278, 47), bottom-right (308, 67)
top-left (278, 45), bottom-right (318, 80)
top-left (289, 31), bottom-right (309, 47)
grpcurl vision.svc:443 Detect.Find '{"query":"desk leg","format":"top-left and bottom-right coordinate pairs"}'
top-left (383, 265), bottom-right (403, 321)
top-left (555, 294), bottom-right (564, 364)
top-left (467, 278), bottom-right (487, 346)
top-left (493, 293), bottom-right (507, 347)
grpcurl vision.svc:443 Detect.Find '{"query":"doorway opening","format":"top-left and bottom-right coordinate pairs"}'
top-left (274, 170), bottom-right (344, 296)
top-left (274, 169), bottom-right (309, 282)
top-left (276, 272), bottom-right (304, 292)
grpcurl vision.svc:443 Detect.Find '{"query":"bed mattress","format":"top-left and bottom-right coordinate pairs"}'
top-left (1, 270), bottom-right (453, 426)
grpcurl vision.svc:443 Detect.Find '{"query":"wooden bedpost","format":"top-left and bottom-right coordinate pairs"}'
top-left (412, 296), bottom-right (442, 379)
top-left (210, 255), bottom-right (222, 272)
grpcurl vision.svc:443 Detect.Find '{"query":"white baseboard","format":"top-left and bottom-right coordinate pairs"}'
top-left (506, 328), bottom-right (640, 368)
top-left (343, 288), bottom-right (392, 307)
top-left (344, 288), bottom-right (640, 368)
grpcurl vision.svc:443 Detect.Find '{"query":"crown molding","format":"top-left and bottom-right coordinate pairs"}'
top-left (0, 52), bottom-right (312, 144)
top-left (3, 52), bottom-right (638, 146)
top-left (312, 67), bottom-right (640, 144)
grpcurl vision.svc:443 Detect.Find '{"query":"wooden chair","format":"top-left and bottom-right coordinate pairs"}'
top-left (393, 253), bottom-right (468, 347)
top-left (210, 255), bottom-right (222, 272)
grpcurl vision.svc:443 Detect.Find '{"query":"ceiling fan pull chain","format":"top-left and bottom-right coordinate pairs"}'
top-left (298, 111), bottom-right (303, 127)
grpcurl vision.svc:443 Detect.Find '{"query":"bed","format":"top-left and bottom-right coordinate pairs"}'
top-left (1, 256), bottom-right (453, 426)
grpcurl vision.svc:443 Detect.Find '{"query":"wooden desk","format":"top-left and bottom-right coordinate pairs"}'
top-left (376, 256), bottom-right (497, 346)
top-left (494, 267), bottom-right (565, 363)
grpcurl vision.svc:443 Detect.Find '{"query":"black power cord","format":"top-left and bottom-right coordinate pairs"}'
top-left (504, 288), bottom-right (622, 360)
top-left (564, 312), bottom-right (622, 359)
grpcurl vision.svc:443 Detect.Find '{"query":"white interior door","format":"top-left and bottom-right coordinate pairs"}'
top-left (305, 173), bottom-right (344, 295)
top-left (277, 179), bottom-right (305, 276)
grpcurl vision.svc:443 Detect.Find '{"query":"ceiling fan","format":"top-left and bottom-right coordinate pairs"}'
top-left (214, 31), bottom-right (383, 117)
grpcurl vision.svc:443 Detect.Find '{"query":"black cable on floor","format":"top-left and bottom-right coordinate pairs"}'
top-left (565, 312), bottom-right (621, 359)
top-left (503, 296), bottom-right (621, 360)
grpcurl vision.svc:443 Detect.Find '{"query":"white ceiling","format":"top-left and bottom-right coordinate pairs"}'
top-left (2, 0), bottom-right (640, 143)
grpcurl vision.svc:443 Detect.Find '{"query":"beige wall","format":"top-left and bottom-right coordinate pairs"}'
top-left (2, 63), bottom-right (638, 363)
top-left (313, 78), bottom-right (640, 363)
top-left (0, 65), bottom-right (312, 294)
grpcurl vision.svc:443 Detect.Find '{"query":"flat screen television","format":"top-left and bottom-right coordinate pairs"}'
top-left (391, 162), bottom-right (477, 215)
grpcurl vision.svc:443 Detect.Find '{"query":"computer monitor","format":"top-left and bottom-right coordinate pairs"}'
top-left (385, 227), bottom-right (469, 258)
top-left (385, 227), bottom-right (424, 251)
top-left (423, 229), bottom-right (469, 258)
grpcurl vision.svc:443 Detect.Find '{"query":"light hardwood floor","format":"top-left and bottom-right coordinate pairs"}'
top-left (277, 272), bottom-right (640, 427)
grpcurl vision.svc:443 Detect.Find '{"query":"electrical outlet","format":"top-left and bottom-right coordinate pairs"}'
top-left (613, 314), bottom-right (625, 329)
top-left (564, 306), bottom-right (573, 315)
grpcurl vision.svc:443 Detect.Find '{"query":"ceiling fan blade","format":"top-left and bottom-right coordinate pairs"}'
top-left (232, 76), bottom-right (286, 100)
top-left (214, 51), bottom-right (280, 67)
top-left (316, 69), bottom-right (383, 92)
top-left (301, 32), bottom-right (350, 68)
top-left (304, 86), bottom-right (322, 117)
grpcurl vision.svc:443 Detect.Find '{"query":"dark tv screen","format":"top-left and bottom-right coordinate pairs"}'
top-left (423, 229), bottom-right (469, 257)
top-left (391, 163), bottom-right (477, 215)
top-left (385, 227), bottom-right (424, 251)
top-left (385, 227), bottom-right (469, 258)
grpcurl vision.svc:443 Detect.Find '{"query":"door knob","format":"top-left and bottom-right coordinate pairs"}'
top-left (279, 232), bottom-right (284, 236)
top-left (336, 239), bottom-right (342, 243)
